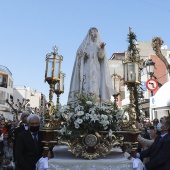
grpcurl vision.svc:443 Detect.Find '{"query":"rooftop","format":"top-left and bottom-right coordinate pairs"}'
top-left (0, 65), bottom-right (12, 75)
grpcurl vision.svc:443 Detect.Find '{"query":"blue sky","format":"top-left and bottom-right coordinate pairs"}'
top-left (0, 0), bottom-right (170, 105)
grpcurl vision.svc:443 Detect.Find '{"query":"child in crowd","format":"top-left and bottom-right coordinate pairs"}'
top-left (36, 150), bottom-right (54, 170)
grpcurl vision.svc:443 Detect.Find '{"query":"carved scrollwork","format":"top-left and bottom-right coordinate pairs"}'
top-left (59, 131), bottom-right (124, 159)
top-left (121, 104), bottom-right (137, 130)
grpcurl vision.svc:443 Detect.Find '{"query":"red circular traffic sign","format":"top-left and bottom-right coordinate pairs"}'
top-left (146, 78), bottom-right (158, 91)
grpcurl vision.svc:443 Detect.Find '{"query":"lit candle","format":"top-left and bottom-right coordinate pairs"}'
top-left (130, 71), bottom-right (133, 80)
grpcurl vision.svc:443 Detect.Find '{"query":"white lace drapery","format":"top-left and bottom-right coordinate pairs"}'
top-left (68, 27), bottom-right (114, 104)
top-left (48, 146), bottom-right (143, 170)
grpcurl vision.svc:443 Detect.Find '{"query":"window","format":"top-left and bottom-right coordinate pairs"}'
top-left (0, 91), bottom-right (6, 104)
top-left (0, 75), bottom-right (2, 86)
top-left (0, 75), bottom-right (8, 88)
top-left (11, 81), bottom-right (13, 88)
top-left (9, 79), bottom-right (10, 86)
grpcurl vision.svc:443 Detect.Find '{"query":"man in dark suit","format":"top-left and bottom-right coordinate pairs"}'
top-left (137, 116), bottom-right (170, 170)
top-left (13, 112), bottom-right (30, 162)
top-left (15, 114), bottom-right (43, 170)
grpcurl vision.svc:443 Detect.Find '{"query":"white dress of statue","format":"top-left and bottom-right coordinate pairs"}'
top-left (68, 27), bottom-right (114, 104)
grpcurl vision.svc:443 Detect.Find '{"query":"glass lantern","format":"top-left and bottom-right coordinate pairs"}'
top-left (123, 61), bottom-right (139, 83)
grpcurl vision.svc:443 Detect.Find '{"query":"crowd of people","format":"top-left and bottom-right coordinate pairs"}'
top-left (135, 116), bottom-right (170, 170)
top-left (0, 114), bottom-right (16, 170)
top-left (0, 113), bottom-right (51, 170)
top-left (0, 111), bottom-right (170, 170)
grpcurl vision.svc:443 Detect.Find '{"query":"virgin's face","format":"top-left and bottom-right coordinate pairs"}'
top-left (89, 28), bottom-right (98, 42)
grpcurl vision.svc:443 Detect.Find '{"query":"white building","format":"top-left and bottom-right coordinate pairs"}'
top-left (0, 65), bottom-right (47, 120)
top-left (0, 65), bottom-right (14, 120)
top-left (150, 81), bottom-right (170, 120)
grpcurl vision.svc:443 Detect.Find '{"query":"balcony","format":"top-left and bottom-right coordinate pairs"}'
top-left (0, 82), bottom-right (7, 88)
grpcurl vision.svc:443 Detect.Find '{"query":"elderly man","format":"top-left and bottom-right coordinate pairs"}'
top-left (15, 114), bottom-right (43, 170)
top-left (137, 116), bottom-right (170, 170)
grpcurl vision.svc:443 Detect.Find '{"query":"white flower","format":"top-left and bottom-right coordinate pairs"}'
top-left (60, 125), bottom-right (66, 135)
top-left (86, 101), bottom-right (92, 105)
top-left (108, 115), bottom-right (113, 119)
top-left (101, 114), bottom-right (108, 120)
top-left (89, 107), bottom-right (96, 114)
top-left (101, 120), bottom-right (109, 127)
top-left (75, 105), bottom-right (84, 112)
top-left (74, 122), bottom-right (80, 129)
top-left (59, 108), bottom-right (65, 113)
top-left (59, 105), bottom-right (70, 112)
top-left (63, 105), bottom-right (70, 110)
top-left (75, 118), bottom-right (83, 124)
top-left (61, 112), bottom-right (66, 118)
top-left (77, 111), bottom-right (84, 116)
top-left (104, 126), bottom-right (108, 130)
top-left (68, 112), bottom-right (74, 120)
top-left (85, 113), bottom-right (90, 120)
top-left (108, 129), bottom-right (113, 137)
top-left (116, 110), bottom-right (122, 119)
top-left (90, 114), bottom-right (99, 123)
top-left (100, 106), bottom-right (107, 111)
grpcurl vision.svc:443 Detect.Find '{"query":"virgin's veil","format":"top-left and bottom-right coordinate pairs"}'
top-left (68, 27), bottom-right (114, 104)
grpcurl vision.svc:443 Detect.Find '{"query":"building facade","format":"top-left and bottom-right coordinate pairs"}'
top-left (108, 41), bottom-right (170, 120)
top-left (0, 65), bottom-right (47, 120)
top-left (13, 86), bottom-right (47, 117)
top-left (0, 65), bottom-right (14, 120)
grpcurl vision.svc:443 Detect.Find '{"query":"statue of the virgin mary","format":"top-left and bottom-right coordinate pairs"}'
top-left (68, 27), bottom-right (114, 104)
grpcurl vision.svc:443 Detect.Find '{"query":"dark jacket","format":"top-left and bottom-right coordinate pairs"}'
top-left (140, 133), bottom-right (170, 170)
top-left (15, 130), bottom-right (43, 170)
top-left (13, 125), bottom-right (26, 161)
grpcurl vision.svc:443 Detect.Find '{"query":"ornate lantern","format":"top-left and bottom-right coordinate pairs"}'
top-left (45, 46), bottom-right (63, 102)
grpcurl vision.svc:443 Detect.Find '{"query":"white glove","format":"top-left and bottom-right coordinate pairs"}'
top-left (133, 158), bottom-right (139, 168)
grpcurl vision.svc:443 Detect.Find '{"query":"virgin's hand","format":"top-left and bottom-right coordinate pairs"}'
top-left (100, 42), bottom-right (106, 49)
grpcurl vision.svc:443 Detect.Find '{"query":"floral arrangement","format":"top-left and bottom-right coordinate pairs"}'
top-left (57, 94), bottom-right (122, 139)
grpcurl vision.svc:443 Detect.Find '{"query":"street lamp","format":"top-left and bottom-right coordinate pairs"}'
top-left (146, 59), bottom-right (155, 96)
top-left (146, 59), bottom-right (155, 78)
top-left (112, 70), bottom-right (120, 106)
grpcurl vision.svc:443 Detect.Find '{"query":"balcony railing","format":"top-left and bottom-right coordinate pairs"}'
top-left (0, 82), bottom-right (7, 88)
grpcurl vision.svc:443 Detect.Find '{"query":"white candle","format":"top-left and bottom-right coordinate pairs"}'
top-left (130, 71), bottom-right (133, 80)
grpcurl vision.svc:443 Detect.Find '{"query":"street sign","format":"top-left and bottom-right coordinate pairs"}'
top-left (146, 78), bottom-right (158, 91)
